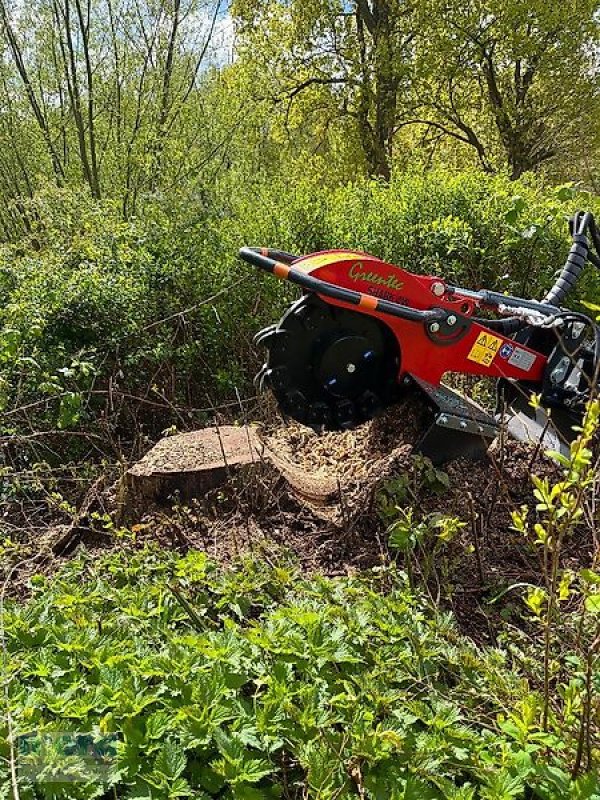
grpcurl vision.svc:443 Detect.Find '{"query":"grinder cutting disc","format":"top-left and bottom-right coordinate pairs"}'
top-left (254, 294), bottom-right (401, 429)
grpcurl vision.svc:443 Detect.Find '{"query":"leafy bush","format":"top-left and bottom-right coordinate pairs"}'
top-left (1, 173), bottom-right (599, 441)
top-left (2, 550), bottom-right (599, 799)
top-left (231, 170), bottom-right (600, 300)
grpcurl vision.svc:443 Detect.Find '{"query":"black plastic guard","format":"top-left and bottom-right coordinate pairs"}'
top-left (499, 390), bottom-right (575, 459)
top-left (411, 377), bottom-right (498, 464)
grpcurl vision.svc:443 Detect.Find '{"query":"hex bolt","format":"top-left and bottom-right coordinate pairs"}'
top-left (447, 315), bottom-right (457, 326)
top-left (439, 415), bottom-right (448, 424)
top-left (431, 281), bottom-right (445, 297)
top-left (429, 322), bottom-right (440, 333)
top-left (346, 363), bottom-right (356, 373)
top-left (460, 420), bottom-right (468, 429)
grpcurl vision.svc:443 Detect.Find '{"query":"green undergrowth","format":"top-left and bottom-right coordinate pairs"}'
top-left (2, 549), bottom-right (599, 799)
top-left (2, 171), bottom-right (600, 448)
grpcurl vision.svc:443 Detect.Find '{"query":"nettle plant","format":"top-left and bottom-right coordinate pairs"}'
top-left (386, 507), bottom-right (466, 595)
top-left (512, 398), bottom-right (600, 774)
top-left (4, 548), bottom-right (600, 800)
top-left (379, 457), bottom-right (465, 596)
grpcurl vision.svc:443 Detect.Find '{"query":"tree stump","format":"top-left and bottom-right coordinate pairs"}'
top-left (127, 425), bottom-right (261, 505)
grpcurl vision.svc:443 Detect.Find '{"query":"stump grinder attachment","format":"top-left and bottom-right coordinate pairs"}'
top-left (239, 212), bottom-right (600, 463)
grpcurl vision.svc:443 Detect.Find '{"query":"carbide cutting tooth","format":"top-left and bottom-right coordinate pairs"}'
top-left (335, 400), bottom-right (356, 429)
top-left (252, 323), bottom-right (277, 345)
top-left (254, 364), bottom-right (270, 391)
top-left (282, 390), bottom-right (308, 422)
top-left (268, 366), bottom-right (288, 391)
top-left (292, 301), bottom-right (313, 322)
top-left (356, 390), bottom-right (381, 419)
top-left (307, 402), bottom-right (331, 427)
top-left (255, 329), bottom-right (289, 353)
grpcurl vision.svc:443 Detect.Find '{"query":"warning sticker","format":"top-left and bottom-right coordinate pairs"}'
top-left (467, 332), bottom-right (502, 367)
top-left (507, 347), bottom-right (536, 372)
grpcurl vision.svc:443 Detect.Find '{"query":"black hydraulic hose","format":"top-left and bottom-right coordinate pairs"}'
top-left (477, 316), bottom-right (525, 335)
top-left (543, 211), bottom-right (593, 307)
top-left (477, 211), bottom-right (600, 336)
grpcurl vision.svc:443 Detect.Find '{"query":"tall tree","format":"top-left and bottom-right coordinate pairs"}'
top-left (232, 0), bottom-right (415, 180)
top-left (409, 0), bottom-right (600, 178)
top-left (0, 0), bottom-right (66, 183)
top-left (0, 0), bottom-right (230, 220)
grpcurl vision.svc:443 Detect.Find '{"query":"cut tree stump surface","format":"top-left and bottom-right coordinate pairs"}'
top-left (127, 426), bottom-right (261, 504)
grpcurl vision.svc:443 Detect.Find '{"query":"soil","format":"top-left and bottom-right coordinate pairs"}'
top-left (4, 398), bottom-right (598, 644)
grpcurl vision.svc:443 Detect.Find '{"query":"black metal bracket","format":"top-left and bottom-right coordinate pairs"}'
top-left (411, 376), bottom-right (498, 464)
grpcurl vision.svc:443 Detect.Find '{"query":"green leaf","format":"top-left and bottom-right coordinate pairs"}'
top-left (571, 771), bottom-right (600, 799)
top-left (388, 522), bottom-right (415, 551)
top-left (584, 594), bottom-right (600, 614)
top-left (581, 569), bottom-right (600, 585)
top-left (146, 710), bottom-right (172, 740)
top-left (555, 183), bottom-right (576, 202)
top-left (525, 586), bottom-right (546, 617)
top-left (168, 776), bottom-right (193, 798)
top-left (154, 741), bottom-right (187, 781)
top-left (57, 392), bottom-right (82, 429)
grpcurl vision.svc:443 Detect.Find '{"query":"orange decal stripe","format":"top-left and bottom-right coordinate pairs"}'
top-left (359, 295), bottom-right (378, 310)
top-left (273, 262), bottom-right (291, 279)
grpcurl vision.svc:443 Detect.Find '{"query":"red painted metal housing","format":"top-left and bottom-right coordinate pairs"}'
top-left (294, 250), bottom-right (546, 386)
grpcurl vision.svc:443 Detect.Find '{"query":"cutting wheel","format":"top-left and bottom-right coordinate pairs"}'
top-left (254, 294), bottom-right (401, 429)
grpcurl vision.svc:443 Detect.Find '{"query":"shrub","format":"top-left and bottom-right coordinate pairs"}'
top-left (1, 173), bottom-right (599, 443)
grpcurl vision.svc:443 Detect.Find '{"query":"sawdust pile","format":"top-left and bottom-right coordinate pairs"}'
top-left (136, 397), bottom-right (572, 589)
top-left (259, 398), bottom-right (428, 509)
top-left (125, 398), bottom-right (433, 575)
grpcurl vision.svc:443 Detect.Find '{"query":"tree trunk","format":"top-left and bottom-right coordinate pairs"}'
top-left (53, 0), bottom-right (99, 198)
top-left (150, 0), bottom-right (181, 190)
top-left (372, 1), bottom-right (398, 181)
top-left (481, 50), bottom-right (551, 180)
top-left (74, 0), bottom-right (101, 198)
top-left (0, 0), bottom-right (65, 184)
top-left (355, 0), bottom-right (400, 181)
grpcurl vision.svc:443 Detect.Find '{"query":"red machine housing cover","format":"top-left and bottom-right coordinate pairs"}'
top-left (293, 249), bottom-right (546, 386)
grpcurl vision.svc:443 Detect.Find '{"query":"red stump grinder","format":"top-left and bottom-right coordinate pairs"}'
top-left (239, 212), bottom-right (600, 463)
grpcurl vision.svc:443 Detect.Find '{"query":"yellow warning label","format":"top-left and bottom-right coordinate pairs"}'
top-left (467, 332), bottom-right (502, 367)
